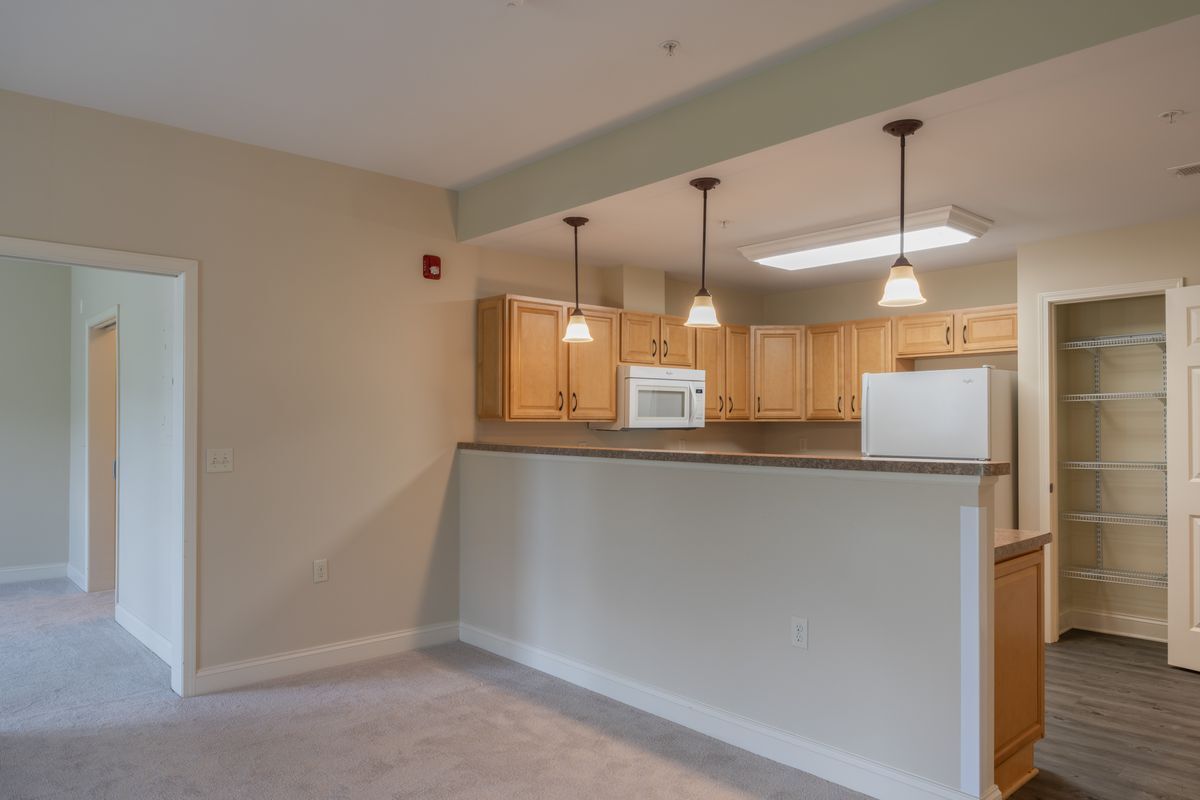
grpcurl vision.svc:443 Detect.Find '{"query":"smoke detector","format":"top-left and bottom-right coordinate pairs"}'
top-left (1168, 161), bottom-right (1200, 178)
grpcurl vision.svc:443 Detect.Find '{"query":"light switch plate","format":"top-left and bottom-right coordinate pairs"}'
top-left (206, 448), bottom-right (234, 473)
top-left (313, 559), bottom-right (328, 583)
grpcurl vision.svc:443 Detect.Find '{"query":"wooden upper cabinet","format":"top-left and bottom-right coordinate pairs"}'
top-left (620, 312), bottom-right (659, 364)
top-left (894, 312), bottom-right (955, 357)
top-left (959, 304), bottom-right (1018, 353)
top-left (753, 326), bottom-right (804, 420)
top-left (695, 326), bottom-right (725, 419)
top-left (659, 315), bottom-right (696, 367)
top-left (846, 318), bottom-right (891, 420)
top-left (476, 296), bottom-right (505, 419)
top-left (568, 307), bottom-right (619, 421)
top-left (806, 324), bottom-right (846, 420)
top-left (507, 298), bottom-right (567, 420)
top-left (724, 325), bottom-right (752, 420)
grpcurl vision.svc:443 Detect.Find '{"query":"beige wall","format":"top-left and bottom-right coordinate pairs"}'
top-left (1016, 214), bottom-right (1200, 534)
top-left (0, 258), bottom-right (70, 573)
top-left (0, 88), bottom-right (616, 668)
top-left (763, 259), bottom-right (1017, 325)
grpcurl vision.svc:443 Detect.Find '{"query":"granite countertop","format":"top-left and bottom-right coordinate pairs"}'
top-left (457, 442), bottom-right (1011, 477)
top-left (994, 528), bottom-right (1052, 562)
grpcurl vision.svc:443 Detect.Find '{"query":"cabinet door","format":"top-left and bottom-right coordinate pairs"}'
top-left (753, 327), bottom-right (804, 420)
top-left (507, 298), bottom-right (567, 420)
top-left (846, 319), bottom-right (891, 420)
top-left (620, 312), bottom-right (659, 364)
top-left (695, 326), bottom-right (725, 419)
top-left (958, 305), bottom-right (1018, 353)
top-left (568, 307), bottom-right (619, 421)
top-left (894, 312), bottom-right (955, 357)
top-left (994, 550), bottom-right (1044, 793)
top-left (806, 324), bottom-right (845, 420)
top-left (660, 315), bottom-right (696, 367)
top-left (724, 325), bottom-right (752, 420)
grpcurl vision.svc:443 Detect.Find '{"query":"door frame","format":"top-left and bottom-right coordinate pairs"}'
top-left (0, 235), bottom-right (198, 697)
top-left (1036, 278), bottom-right (1182, 643)
top-left (82, 307), bottom-right (120, 595)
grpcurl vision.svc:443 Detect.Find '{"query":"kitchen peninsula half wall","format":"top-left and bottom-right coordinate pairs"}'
top-left (458, 443), bottom-right (1008, 800)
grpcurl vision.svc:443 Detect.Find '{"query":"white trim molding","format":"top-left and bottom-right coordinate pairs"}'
top-left (116, 603), bottom-right (173, 664)
top-left (1060, 608), bottom-right (1167, 643)
top-left (0, 234), bottom-right (199, 698)
top-left (460, 623), bottom-right (1001, 800)
top-left (0, 562), bottom-right (67, 584)
top-left (66, 563), bottom-right (88, 591)
top-left (193, 622), bottom-right (460, 695)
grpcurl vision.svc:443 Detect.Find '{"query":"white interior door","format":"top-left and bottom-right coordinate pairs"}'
top-left (1167, 285), bottom-right (1200, 671)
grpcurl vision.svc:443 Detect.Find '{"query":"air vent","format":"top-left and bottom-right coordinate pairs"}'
top-left (1168, 161), bottom-right (1200, 177)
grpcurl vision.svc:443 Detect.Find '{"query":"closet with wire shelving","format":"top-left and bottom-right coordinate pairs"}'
top-left (1054, 295), bottom-right (1167, 639)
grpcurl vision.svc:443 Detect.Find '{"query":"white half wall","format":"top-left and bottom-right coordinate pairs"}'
top-left (69, 265), bottom-right (175, 654)
top-left (0, 257), bottom-right (70, 573)
top-left (459, 449), bottom-right (998, 799)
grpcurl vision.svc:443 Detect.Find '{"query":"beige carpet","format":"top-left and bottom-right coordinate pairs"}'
top-left (1, 580), bottom-right (866, 800)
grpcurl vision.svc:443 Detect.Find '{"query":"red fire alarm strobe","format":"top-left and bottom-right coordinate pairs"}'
top-left (423, 255), bottom-right (442, 280)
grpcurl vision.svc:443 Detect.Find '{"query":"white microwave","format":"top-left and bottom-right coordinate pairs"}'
top-left (590, 365), bottom-right (705, 431)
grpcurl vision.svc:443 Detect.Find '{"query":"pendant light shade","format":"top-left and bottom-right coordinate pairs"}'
top-left (685, 177), bottom-right (721, 328)
top-left (562, 216), bottom-right (592, 342)
top-left (878, 119), bottom-right (928, 308)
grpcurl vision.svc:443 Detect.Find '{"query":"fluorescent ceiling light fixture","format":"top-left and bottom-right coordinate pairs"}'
top-left (738, 205), bottom-right (992, 271)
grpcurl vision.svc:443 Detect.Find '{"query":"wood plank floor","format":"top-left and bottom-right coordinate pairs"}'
top-left (1014, 630), bottom-right (1200, 800)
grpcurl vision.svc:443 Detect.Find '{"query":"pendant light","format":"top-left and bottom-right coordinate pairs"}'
top-left (685, 177), bottom-right (721, 328)
top-left (879, 119), bottom-right (928, 307)
top-left (562, 216), bottom-right (593, 342)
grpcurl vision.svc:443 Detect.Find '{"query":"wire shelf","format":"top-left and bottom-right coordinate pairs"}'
top-left (1059, 332), bottom-right (1166, 351)
top-left (1061, 461), bottom-right (1167, 472)
top-left (1061, 566), bottom-right (1168, 588)
top-left (1060, 511), bottom-right (1168, 527)
top-left (1061, 391), bottom-right (1166, 402)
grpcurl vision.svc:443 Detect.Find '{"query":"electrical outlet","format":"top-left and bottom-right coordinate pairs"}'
top-left (313, 559), bottom-right (328, 583)
top-left (791, 616), bottom-right (808, 649)
top-left (206, 448), bottom-right (234, 473)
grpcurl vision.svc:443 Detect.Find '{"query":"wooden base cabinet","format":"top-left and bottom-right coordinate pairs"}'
top-left (994, 548), bottom-right (1045, 798)
top-left (752, 326), bottom-right (804, 420)
top-left (477, 296), bottom-right (619, 422)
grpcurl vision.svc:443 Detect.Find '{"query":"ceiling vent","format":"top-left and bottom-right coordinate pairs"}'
top-left (1168, 161), bottom-right (1200, 177)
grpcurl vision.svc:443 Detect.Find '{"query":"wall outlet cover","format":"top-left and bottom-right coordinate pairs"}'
top-left (791, 616), bottom-right (808, 649)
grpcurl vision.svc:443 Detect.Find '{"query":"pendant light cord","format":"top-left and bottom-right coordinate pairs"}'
top-left (700, 188), bottom-right (708, 291)
top-left (898, 133), bottom-right (906, 258)
top-left (573, 225), bottom-right (581, 312)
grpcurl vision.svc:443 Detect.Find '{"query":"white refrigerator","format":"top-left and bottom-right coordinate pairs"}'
top-left (861, 366), bottom-right (1015, 527)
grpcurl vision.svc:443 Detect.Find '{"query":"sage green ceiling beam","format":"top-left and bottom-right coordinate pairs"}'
top-left (456, 0), bottom-right (1198, 241)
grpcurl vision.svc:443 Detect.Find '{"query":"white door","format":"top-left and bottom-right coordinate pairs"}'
top-left (1167, 285), bottom-right (1200, 671)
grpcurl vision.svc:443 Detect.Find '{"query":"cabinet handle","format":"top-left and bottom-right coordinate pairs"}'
top-left (718, 395), bottom-right (724, 413)
top-left (651, 339), bottom-right (657, 358)
top-left (945, 325), bottom-right (951, 346)
top-left (571, 392), bottom-right (578, 412)
top-left (962, 324), bottom-right (967, 345)
top-left (663, 339), bottom-right (669, 357)
top-left (837, 396), bottom-right (843, 414)
top-left (727, 395), bottom-right (733, 413)
top-left (757, 397), bottom-right (761, 414)
top-left (557, 391), bottom-right (564, 411)
top-left (851, 395), bottom-right (856, 414)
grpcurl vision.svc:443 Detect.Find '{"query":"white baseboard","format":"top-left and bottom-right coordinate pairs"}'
top-left (460, 623), bottom-right (997, 800)
top-left (0, 562), bottom-right (67, 584)
top-left (66, 563), bottom-right (87, 591)
top-left (1060, 608), bottom-right (1167, 643)
top-left (116, 603), bottom-right (174, 664)
top-left (193, 621), bottom-right (460, 695)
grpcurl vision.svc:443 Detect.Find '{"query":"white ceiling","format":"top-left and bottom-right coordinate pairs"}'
top-left (472, 17), bottom-right (1200, 290)
top-left (0, 0), bottom-right (924, 189)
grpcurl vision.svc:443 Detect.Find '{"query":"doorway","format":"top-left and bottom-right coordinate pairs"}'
top-left (86, 314), bottom-right (119, 593)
